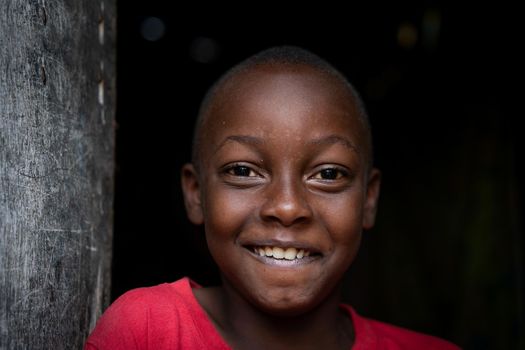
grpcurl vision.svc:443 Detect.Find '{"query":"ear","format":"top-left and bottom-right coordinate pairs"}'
top-left (181, 163), bottom-right (204, 225)
top-left (363, 168), bottom-right (381, 230)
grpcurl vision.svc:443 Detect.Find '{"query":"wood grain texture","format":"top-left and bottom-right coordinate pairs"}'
top-left (0, 1), bottom-right (116, 348)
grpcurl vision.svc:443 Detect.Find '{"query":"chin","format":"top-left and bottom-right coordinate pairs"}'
top-left (252, 291), bottom-right (322, 318)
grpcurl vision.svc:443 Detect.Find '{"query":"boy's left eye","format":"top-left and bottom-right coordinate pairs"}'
top-left (312, 168), bottom-right (346, 180)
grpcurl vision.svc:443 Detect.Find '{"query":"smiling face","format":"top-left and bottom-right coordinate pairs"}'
top-left (182, 63), bottom-right (380, 316)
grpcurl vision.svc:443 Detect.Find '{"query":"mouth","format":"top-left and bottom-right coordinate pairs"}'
top-left (243, 243), bottom-right (322, 265)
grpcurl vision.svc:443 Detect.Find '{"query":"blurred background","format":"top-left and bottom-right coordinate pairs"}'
top-left (113, 2), bottom-right (522, 349)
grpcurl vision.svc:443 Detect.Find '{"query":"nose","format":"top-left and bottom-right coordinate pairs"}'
top-left (260, 174), bottom-right (313, 227)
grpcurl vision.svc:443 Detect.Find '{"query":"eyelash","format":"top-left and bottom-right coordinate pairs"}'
top-left (311, 167), bottom-right (349, 181)
top-left (224, 164), bottom-right (260, 178)
top-left (223, 164), bottom-right (349, 181)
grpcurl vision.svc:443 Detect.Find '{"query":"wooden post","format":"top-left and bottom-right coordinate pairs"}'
top-left (0, 1), bottom-right (116, 348)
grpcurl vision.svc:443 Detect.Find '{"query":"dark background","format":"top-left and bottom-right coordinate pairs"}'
top-left (113, 3), bottom-right (522, 349)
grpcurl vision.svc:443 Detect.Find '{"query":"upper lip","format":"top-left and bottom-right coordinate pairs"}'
top-left (238, 238), bottom-right (323, 255)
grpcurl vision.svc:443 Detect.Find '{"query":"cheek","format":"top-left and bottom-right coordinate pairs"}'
top-left (203, 186), bottom-right (255, 241)
top-left (319, 192), bottom-right (365, 254)
top-left (202, 187), bottom-right (260, 285)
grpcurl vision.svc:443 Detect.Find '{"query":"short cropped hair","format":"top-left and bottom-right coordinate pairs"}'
top-left (191, 45), bottom-right (372, 170)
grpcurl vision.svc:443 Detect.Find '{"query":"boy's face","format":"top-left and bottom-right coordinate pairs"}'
top-left (182, 64), bottom-right (380, 316)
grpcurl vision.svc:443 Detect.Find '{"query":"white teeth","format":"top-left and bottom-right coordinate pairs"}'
top-left (253, 246), bottom-right (311, 260)
top-left (264, 246), bottom-right (273, 257)
top-left (284, 247), bottom-right (297, 260)
top-left (272, 247), bottom-right (284, 259)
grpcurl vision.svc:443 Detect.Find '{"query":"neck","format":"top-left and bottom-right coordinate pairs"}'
top-left (208, 276), bottom-right (354, 350)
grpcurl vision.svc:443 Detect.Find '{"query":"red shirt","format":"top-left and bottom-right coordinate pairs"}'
top-left (85, 278), bottom-right (460, 349)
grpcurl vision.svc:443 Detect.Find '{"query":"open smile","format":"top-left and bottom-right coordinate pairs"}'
top-left (243, 243), bottom-right (322, 267)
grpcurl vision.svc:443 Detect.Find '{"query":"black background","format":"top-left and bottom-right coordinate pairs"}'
top-left (113, 3), bottom-right (521, 348)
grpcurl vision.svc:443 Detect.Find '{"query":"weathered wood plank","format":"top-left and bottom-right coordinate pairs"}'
top-left (0, 1), bottom-right (116, 348)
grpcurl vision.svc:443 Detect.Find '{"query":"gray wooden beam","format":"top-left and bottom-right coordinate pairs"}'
top-left (0, 1), bottom-right (116, 348)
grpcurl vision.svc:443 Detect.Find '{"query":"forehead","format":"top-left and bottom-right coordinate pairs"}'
top-left (199, 64), bottom-right (368, 160)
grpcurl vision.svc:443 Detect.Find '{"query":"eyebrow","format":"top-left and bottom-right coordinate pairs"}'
top-left (214, 135), bottom-right (263, 154)
top-left (309, 135), bottom-right (359, 152)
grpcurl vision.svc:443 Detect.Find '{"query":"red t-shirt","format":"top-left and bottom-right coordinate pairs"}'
top-left (85, 278), bottom-right (460, 349)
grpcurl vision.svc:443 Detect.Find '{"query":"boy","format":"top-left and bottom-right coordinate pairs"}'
top-left (85, 46), bottom-right (460, 349)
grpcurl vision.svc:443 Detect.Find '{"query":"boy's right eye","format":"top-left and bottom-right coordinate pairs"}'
top-left (226, 165), bottom-right (258, 177)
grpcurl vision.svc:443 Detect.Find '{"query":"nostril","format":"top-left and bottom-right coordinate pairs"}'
top-left (262, 198), bottom-right (312, 226)
top-left (262, 210), bottom-right (311, 227)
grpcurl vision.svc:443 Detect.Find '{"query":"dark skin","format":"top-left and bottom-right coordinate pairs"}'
top-left (182, 63), bottom-right (381, 349)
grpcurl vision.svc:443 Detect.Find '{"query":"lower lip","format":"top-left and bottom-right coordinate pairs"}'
top-left (244, 247), bottom-right (320, 267)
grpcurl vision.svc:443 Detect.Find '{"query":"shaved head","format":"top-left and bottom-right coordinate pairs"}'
top-left (191, 46), bottom-right (372, 172)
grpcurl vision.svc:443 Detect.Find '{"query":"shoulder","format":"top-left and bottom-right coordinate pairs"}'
top-left (98, 277), bottom-right (193, 325)
top-left (111, 277), bottom-right (193, 312)
top-left (85, 278), bottom-right (195, 350)
top-left (342, 305), bottom-right (461, 350)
